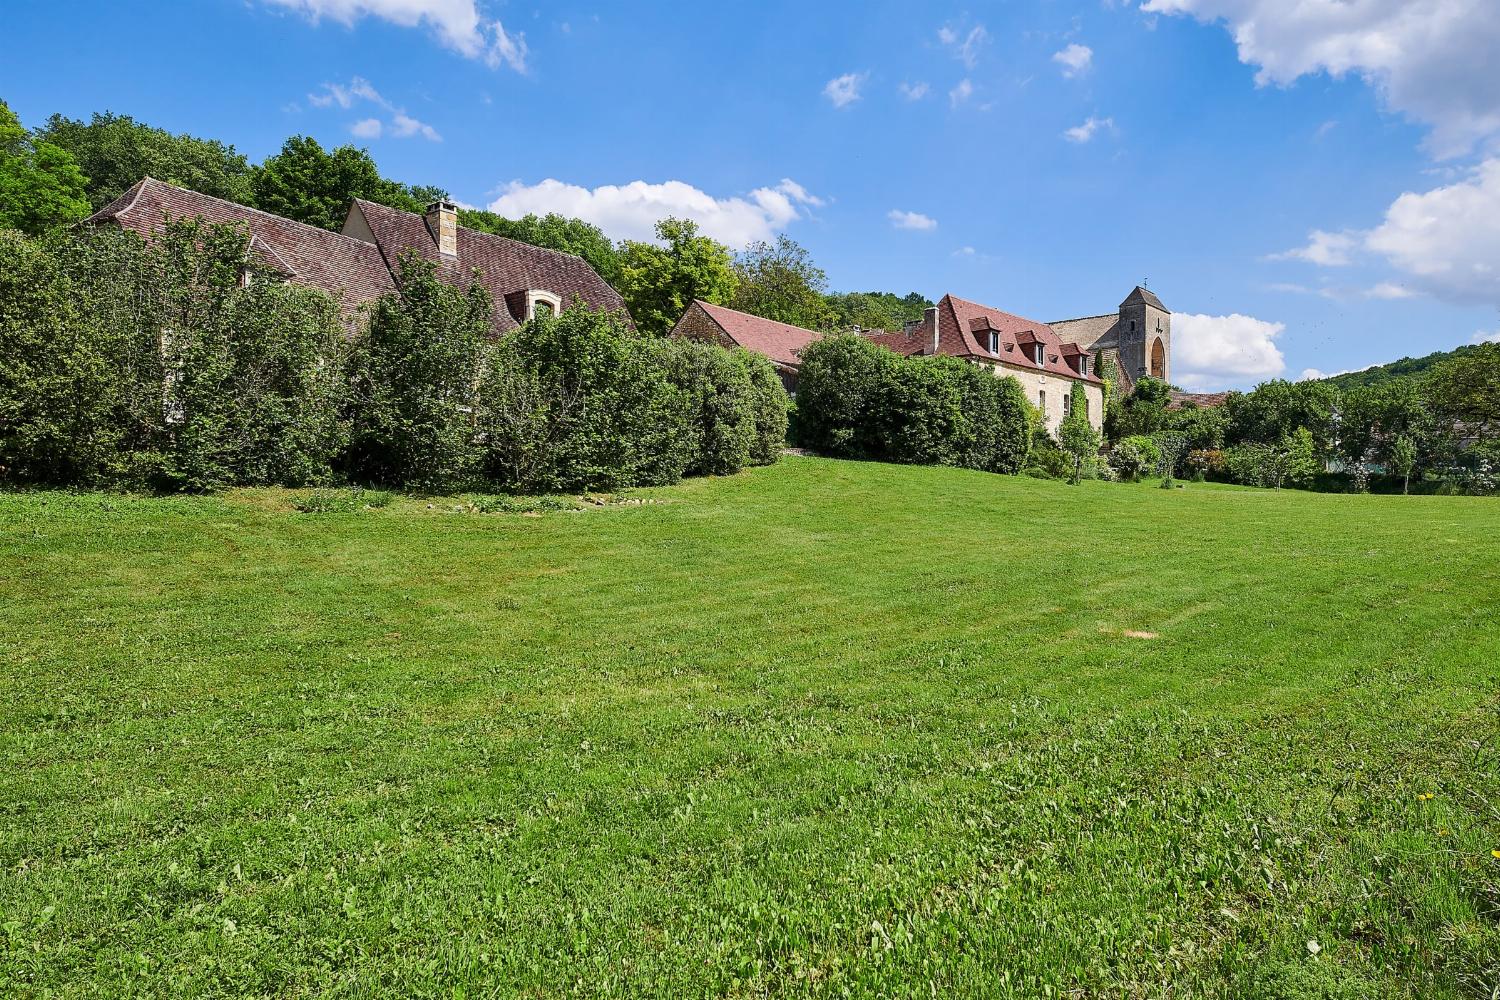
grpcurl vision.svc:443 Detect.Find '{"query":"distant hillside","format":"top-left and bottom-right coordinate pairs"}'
top-left (1320, 343), bottom-right (1484, 390)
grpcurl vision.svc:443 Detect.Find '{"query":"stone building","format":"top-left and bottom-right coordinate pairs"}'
top-left (669, 300), bottom-right (823, 394)
top-left (867, 294), bottom-right (1106, 435)
top-left (84, 177), bottom-right (626, 335)
top-left (1049, 286), bottom-right (1171, 394)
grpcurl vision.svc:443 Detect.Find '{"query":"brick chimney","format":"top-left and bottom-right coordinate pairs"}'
top-left (425, 200), bottom-right (458, 257)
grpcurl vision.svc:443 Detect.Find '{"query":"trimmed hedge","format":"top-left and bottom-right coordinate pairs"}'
top-left (0, 224), bottom-right (790, 494)
top-left (794, 334), bottom-right (1033, 474)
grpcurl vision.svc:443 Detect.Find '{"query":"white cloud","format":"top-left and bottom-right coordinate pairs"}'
top-left (954, 246), bottom-right (977, 256)
top-left (263, 0), bottom-right (527, 72)
top-left (949, 79), bottom-right (974, 107)
top-left (1299, 368), bottom-right (1328, 381)
top-left (888, 210), bottom-right (937, 231)
top-left (1269, 228), bottom-right (1357, 266)
top-left (823, 72), bottom-right (867, 109)
top-left (1471, 330), bottom-right (1500, 344)
top-left (1063, 116), bottom-right (1114, 143)
top-left (1139, 0), bottom-right (1500, 157)
top-left (486, 177), bottom-right (822, 248)
top-left (1053, 43), bottom-right (1094, 78)
top-left (309, 77), bottom-right (442, 141)
top-left (899, 81), bottom-right (931, 101)
top-left (1173, 312), bottom-right (1287, 389)
top-left (1278, 160), bottom-right (1500, 307)
top-left (939, 24), bottom-right (990, 69)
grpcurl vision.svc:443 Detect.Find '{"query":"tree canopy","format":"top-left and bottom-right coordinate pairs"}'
top-left (251, 136), bottom-right (446, 232)
top-left (730, 235), bottom-right (837, 332)
top-left (0, 100), bottom-right (90, 234)
top-left (616, 218), bottom-right (738, 336)
top-left (37, 110), bottom-right (254, 211)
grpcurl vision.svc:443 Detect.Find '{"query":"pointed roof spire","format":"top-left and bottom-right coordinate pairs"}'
top-left (1121, 285), bottom-right (1168, 312)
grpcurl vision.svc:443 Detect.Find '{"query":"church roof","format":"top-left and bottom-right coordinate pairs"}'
top-left (1121, 285), bottom-right (1169, 312)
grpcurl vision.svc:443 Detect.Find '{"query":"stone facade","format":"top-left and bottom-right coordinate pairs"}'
top-left (1049, 286), bottom-right (1171, 391)
top-left (996, 363), bottom-right (1105, 436)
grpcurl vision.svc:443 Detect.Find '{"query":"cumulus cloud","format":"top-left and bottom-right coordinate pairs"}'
top-left (899, 81), bottom-right (931, 101)
top-left (263, 0), bottom-right (527, 72)
top-left (823, 72), bottom-right (867, 109)
top-left (888, 210), bottom-right (937, 231)
top-left (486, 177), bottom-right (823, 248)
top-left (1269, 228), bottom-right (1356, 266)
top-left (1472, 330), bottom-right (1500, 344)
top-left (1173, 312), bottom-right (1288, 389)
top-left (309, 77), bottom-right (442, 141)
top-left (1063, 116), bottom-right (1115, 143)
top-left (939, 24), bottom-right (990, 68)
top-left (1139, 0), bottom-right (1500, 157)
top-left (1053, 43), bottom-right (1094, 78)
top-left (949, 79), bottom-right (974, 107)
top-left (1277, 159), bottom-right (1500, 307)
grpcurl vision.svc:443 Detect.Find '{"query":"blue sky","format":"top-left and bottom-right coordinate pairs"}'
top-left (4, 0), bottom-right (1499, 389)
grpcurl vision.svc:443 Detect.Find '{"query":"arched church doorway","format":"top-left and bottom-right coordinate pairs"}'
top-left (1150, 338), bottom-right (1165, 379)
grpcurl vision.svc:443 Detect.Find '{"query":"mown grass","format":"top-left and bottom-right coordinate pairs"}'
top-left (1, 457), bottom-right (1497, 998)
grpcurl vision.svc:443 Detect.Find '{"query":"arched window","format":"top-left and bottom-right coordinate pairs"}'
top-left (526, 290), bottom-right (563, 320)
top-left (1150, 338), bottom-right (1165, 379)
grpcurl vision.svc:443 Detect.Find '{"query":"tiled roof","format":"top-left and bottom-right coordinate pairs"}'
top-left (1168, 390), bottom-right (1230, 409)
top-left (1122, 285), bottom-right (1168, 312)
top-left (347, 199), bottom-right (627, 336)
top-left (1047, 313), bottom-right (1118, 351)
top-left (83, 178), bottom-right (627, 336)
top-left (939, 294), bottom-right (1104, 383)
top-left (85, 178), bottom-right (397, 316)
top-left (689, 300), bottom-right (822, 368)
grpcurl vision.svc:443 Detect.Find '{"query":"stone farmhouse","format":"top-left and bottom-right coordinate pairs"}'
top-left (866, 295), bottom-right (1107, 434)
top-left (1049, 286), bottom-right (1172, 394)
top-left (669, 300), bottom-right (823, 394)
top-left (84, 178), bottom-right (625, 335)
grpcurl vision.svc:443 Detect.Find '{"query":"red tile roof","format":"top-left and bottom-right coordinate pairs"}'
top-left (85, 177), bottom-right (395, 317)
top-left (689, 300), bottom-right (823, 368)
top-left (870, 294), bottom-right (1102, 384)
top-left (84, 178), bottom-right (627, 337)
top-left (1168, 390), bottom-right (1230, 409)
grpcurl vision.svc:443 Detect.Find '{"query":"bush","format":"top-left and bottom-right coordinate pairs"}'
top-left (740, 350), bottom-right (789, 466)
top-left (344, 253), bottom-right (489, 491)
top-left (295, 486), bottom-right (393, 513)
top-left (1059, 404), bottom-right (1102, 485)
top-left (1026, 425), bottom-right (1071, 480)
top-left (1186, 449), bottom-right (1225, 480)
top-left (480, 308), bottom-right (692, 492)
top-left (793, 334), bottom-right (895, 458)
top-left (654, 338), bottom-right (756, 476)
top-left (874, 355), bottom-right (965, 466)
top-left (951, 363), bottom-right (1033, 474)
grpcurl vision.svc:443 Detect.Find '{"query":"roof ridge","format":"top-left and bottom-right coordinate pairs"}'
top-left (356, 198), bottom-right (603, 271)
top-left (125, 179), bottom-right (382, 251)
top-left (1049, 312), bottom-right (1117, 324)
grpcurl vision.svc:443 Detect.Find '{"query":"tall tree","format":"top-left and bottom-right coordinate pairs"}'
top-left (730, 235), bottom-right (837, 331)
top-left (825, 291), bottom-right (933, 332)
top-left (616, 218), bottom-right (737, 336)
top-left (37, 111), bottom-right (253, 210)
top-left (0, 101), bottom-right (90, 233)
top-left (1427, 341), bottom-right (1500, 448)
top-left (251, 136), bottom-right (445, 231)
top-left (459, 209), bottom-right (622, 286)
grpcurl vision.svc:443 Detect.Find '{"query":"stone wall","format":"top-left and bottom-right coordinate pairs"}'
top-left (993, 363), bottom-right (1105, 436)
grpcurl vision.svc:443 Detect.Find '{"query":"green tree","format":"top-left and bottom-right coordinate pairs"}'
top-left (1427, 341), bottom-right (1500, 449)
top-left (1391, 434), bottom-right (1417, 495)
top-left (616, 218), bottom-right (737, 336)
top-left (252, 136), bottom-right (445, 231)
top-left (730, 235), bottom-right (837, 331)
top-left (345, 253), bottom-right (490, 489)
top-left (824, 291), bottom-right (933, 332)
top-left (459, 209), bottom-right (622, 286)
top-left (793, 334), bottom-right (898, 457)
top-left (37, 110), bottom-right (253, 210)
top-left (0, 101), bottom-right (90, 234)
top-left (1059, 399), bottom-right (1102, 485)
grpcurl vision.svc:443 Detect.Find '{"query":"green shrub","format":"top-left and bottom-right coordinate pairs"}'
top-left (465, 493), bottom-right (582, 514)
top-left (480, 308), bottom-right (692, 492)
top-left (739, 349), bottom-right (789, 466)
top-left (344, 252), bottom-right (489, 491)
top-left (295, 486), bottom-right (393, 513)
top-left (951, 365), bottom-right (1033, 474)
top-left (652, 338), bottom-right (756, 477)
top-left (793, 334), bottom-right (895, 458)
top-left (874, 354), bottom-right (964, 465)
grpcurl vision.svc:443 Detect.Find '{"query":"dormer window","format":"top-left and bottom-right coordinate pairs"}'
top-left (988, 331), bottom-right (998, 354)
top-left (1033, 343), bottom-right (1045, 366)
top-left (1079, 355), bottom-right (1089, 377)
top-left (525, 289), bottom-right (563, 321)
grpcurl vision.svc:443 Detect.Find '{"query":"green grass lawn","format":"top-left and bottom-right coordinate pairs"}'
top-left (2, 457), bottom-right (1497, 998)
